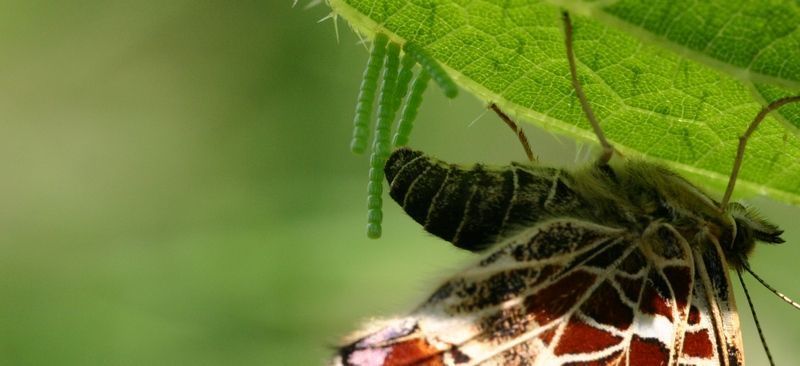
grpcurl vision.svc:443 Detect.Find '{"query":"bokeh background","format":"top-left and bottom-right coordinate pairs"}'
top-left (1, 1), bottom-right (798, 365)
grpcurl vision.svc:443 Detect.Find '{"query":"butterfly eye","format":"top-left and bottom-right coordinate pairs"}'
top-left (402, 42), bottom-right (458, 99)
top-left (350, 33), bottom-right (389, 155)
top-left (366, 42), bottom-right (401, 239)
top-left (392, 70), bottom-right (430, 147)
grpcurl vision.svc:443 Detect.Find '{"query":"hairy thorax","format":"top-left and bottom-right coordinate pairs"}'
top-left (569, 159), bottom-right (781, 270)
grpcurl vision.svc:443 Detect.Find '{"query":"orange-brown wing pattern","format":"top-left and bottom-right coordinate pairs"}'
top-left (332, 220), bottom-right (720, 366)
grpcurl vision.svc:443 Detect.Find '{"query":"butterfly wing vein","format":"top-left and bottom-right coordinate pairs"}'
top-left (334, 219), bottom-right (744, 366)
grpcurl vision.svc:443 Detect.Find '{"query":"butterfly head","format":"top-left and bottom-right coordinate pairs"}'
top-left (725, 202), bottom-right (784, 269)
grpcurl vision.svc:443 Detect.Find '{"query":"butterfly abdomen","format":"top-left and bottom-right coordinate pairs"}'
top-left (385, 148), bottom-right (583, 251)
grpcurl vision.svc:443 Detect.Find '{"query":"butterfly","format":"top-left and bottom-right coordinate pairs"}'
top-left (333, 11), bottom-right (799, 366)
top-left (332, 146), bottom-right (782, 366)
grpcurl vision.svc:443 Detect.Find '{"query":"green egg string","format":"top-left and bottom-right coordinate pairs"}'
top-left (392, 70), bottom-right (430, 147)
top-left (392, 53), bottom-right (416, 113)
top-left (348, 35), bottom-right (459, 238)
top-left (366, 42), bottom-right (401, 238)
top-left (350, 33), bottom-right (389, 155)
top-left (402, 42), bottom-right (458, 99)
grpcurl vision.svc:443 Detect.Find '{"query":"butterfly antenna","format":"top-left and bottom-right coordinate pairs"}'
top-left (489, 103), bottom-right (536, 162)
top-left (737, 268), bottom-right (776, 366)
top-left (741, 259), bottom-right (800, 310)
top-left (561, 11), bottom-right (614, 164)
top-left (721, 95), bottom-right (800, 209)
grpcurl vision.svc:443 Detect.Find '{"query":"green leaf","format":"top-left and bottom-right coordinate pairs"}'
top-left (329, 0), bottom-right (800, 204)
top-left (555, 0), bottom-right (800, 90)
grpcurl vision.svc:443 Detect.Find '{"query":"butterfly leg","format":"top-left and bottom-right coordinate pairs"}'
top-left (720, 95), bottom-right (800, 208)
top-left (489, 103), bottom-right (537, 162)
top-left (561, 11), bottom-right (615, 165)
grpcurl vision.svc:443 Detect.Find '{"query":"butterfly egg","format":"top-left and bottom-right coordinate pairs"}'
top-left (350, 33), bottom-right (389, 155)
top-left (392, 70), bottom-right (430, 147)
top-left (391, 53), bottom-right (417, 113)
top-left (402, 42), bottom-right (457, 99)
top-left (365, 42), bottom-right (401, 238)
top-left (366, 221), bottom-right (382, 239)
top-left (367, 180), bottom-right (382, 195)
top-left (366, 188), bottom-right (383, 208)
top-left (366, 190), bottom-right (383, 239)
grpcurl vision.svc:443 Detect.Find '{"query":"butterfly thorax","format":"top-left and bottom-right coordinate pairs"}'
top-left (570, 159), bottom-right (784, 270)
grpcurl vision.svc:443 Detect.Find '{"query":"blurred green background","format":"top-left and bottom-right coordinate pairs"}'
top-left (0, 2), bottom-right (798, 365)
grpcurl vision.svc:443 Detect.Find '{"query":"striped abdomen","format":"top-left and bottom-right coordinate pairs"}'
top-left (384, 148), bottom-right (583, 251)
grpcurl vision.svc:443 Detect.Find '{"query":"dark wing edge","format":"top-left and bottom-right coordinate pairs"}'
top-left (686, 236), bottom-right (744, 366)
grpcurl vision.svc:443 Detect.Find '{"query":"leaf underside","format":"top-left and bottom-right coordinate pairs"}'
top-left (559, 0), bottom-right (800, 90)
top-left (330, 0), bottom-right (800, 204)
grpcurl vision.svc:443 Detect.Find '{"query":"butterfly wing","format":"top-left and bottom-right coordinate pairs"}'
top-left (333, 220), bottom-right (708, 366)
top-left (678, 237), bottom-right (744, 366)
